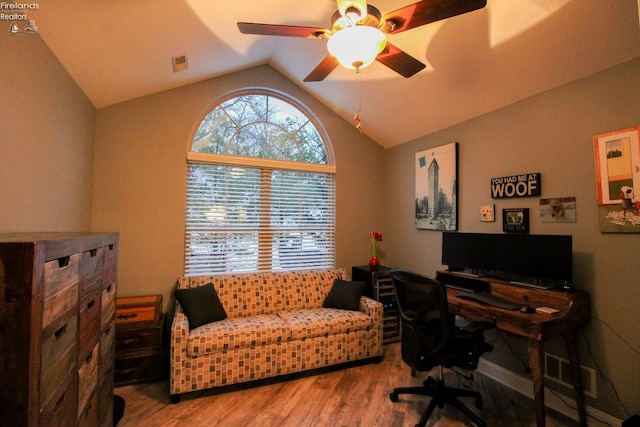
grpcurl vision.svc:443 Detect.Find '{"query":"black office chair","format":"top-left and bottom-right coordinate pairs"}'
top-left (389, 269), bottom-right (494, 427)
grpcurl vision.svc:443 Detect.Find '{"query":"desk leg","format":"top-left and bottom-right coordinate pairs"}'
top-left (528, 340), bottom-right (545, 427)
top-left (564, 332), bottom-right (588, 427)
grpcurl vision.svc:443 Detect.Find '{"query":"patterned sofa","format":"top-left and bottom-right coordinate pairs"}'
top-left (170, 268), bottom-right (383, 402)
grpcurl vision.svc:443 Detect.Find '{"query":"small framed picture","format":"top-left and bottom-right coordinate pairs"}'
top-left (540, 197), bottom-right (576, 223)
top-left (502, 208), bottom-right (529, 233)
top-left (480, 204), bottom-right (495, 222)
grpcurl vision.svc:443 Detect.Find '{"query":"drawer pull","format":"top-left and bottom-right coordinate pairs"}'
top-left (117, 313), bottom-right (137, 320)
top-left (85, 352), bottom-right (94, 364)
top-left (53, 392), bottom-right (66, 413)
top-left (87, 299), bottom-right (96, 310)
top-left (54, 323), bottom-right (67, 338)
top-left (108, 243), bottom-right (114, 250)
top-left (120, 338), bottom-right (140, 345)
top-left (89, 248), bottom-right (98, 257)
top-left (57, 256), bottom-right (70, 268)
top-left (106, 284), bottom-right (113, 293)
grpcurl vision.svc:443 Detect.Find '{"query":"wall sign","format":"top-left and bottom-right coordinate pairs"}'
top-left (491, 173), bottom-right (541, 198)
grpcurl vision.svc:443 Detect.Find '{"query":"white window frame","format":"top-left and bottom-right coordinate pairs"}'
top-left (184, 90), bottom-right (336, 276)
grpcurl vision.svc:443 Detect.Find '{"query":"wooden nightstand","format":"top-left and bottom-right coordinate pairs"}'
top-left (114, 296), bottom-right (166, 386)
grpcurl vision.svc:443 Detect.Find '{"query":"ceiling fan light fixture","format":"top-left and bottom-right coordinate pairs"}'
top-left (327, 25), bottom-right (386, 70)
top-left (337, 0), bottom-right (368, 23)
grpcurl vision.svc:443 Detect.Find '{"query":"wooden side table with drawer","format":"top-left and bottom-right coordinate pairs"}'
top-left (114, 296), bottom-right (166, 386)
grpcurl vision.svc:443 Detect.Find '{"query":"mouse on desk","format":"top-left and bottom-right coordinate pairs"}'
top-left (520, 305), bottom-right (536, 313)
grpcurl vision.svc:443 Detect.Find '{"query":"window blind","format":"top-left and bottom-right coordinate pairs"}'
top-left (184, 162), bottom-right (335, 275)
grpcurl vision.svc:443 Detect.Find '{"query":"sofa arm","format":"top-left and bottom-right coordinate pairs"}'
top-left (170, 306), bottom-right (189, 395)
top-left (359, 296), bottom-right (383, 323)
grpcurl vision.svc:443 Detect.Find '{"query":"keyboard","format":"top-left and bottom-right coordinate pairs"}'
top-left (456, 292), bottom-right (522, 310)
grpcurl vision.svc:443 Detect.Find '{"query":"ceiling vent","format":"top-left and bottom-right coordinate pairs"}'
top-left (172, 55), bottom-right (188, 72)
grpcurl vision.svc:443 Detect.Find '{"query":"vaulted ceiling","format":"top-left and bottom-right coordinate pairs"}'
top-left (29, 0), bottom-right (640, 148)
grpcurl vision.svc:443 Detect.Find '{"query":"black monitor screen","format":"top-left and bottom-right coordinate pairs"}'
top-left (495, 234), bottom-right (572, 283)
top-left (442, 232), bottom-right (497, 274)
top-left (441, 232), bottom-right (573, 283)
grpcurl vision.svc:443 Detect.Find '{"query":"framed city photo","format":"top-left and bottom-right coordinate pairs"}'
top-left (502, 208), bottom-right (529, 233)
top-left (415, 142), bottom-right (458, 230)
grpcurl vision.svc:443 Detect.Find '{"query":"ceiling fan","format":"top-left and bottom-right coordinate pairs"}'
top-left (238, 0), bottom-right (487, 82)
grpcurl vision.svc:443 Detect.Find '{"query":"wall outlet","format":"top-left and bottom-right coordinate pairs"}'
top-left (544, 352), bottom-right (596, 398)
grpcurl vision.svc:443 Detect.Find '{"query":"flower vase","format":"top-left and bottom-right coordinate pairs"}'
top-left (369, 239), bottom-right (380, 268)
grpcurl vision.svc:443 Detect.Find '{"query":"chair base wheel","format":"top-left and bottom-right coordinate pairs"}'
top-left (389, 392), bottom-right (399, 402)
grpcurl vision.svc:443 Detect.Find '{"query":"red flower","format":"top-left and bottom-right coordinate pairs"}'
top-left (369, 231), bottom-right (383, 241)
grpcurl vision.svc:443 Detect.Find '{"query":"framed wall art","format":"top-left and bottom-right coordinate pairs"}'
top-left (480, 204), bottom-right (495, 222)
top-left (540, 197), bottom-right (576, 223)
top-left (415, 142), bottom-right (458, 231)
top-left (502, 208), bottom-right (529, 233)
top-left (593, 126), bottom-right (640, 232)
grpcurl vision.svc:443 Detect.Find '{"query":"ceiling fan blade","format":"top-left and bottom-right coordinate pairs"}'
top-left (303, 55), bottom-right (340, 82)
top-left (381, 0), bottom-right (487, 34)
top-left (375, 42), bottom-right (426, 78)
top-left (237, 22), bottom-right (330, 39)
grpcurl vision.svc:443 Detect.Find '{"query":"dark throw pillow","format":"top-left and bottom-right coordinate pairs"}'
top-left (175, 283), bottom-right (227, 329)
top-left (323, 279), bottom-right (366, 311)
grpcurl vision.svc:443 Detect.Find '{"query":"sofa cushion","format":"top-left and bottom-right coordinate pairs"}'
top-left (283, 269), bottom-right (349, 310)
top-left (323, 279), bottom-right (366, 311)
top-left (278, 308), bottom-right (374, 340)
top-left (186, 314), bottom-right (291, 357)
top-left (175, 283), bottom-right (227, 329)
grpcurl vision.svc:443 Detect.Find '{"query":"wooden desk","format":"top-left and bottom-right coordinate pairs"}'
top-left (437, 271), bottom-right (591, 427)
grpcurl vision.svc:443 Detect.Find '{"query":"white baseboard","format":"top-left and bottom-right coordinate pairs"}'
top-left (476, 358), bottom-right (622, 427)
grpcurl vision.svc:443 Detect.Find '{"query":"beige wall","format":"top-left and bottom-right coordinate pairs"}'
top-left (0, 33), bottom-right (95, 231)
top-left (92, 65), bottom-right (386, 307)
top-left (384, 57), bottom-right (640, 419)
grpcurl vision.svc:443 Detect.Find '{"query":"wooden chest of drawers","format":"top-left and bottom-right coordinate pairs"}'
top-left (115, 296), bottom-right (165, 386)
top-left (0, 232), bottom-right (118, 427)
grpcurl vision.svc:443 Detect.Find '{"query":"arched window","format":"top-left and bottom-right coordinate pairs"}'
top-left (184, 90), bottom-right (336, 275)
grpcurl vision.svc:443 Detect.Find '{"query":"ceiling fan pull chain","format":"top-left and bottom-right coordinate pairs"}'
top-left (354, 67), bottom-right (364, 134)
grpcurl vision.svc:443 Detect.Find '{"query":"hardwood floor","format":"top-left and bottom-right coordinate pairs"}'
top-left (114, 343), bottom-right (576, 426)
